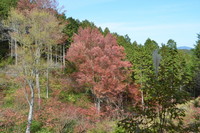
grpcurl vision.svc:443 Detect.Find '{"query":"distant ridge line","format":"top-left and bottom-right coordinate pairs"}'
top-left (178, 46), bottom-right (192, 50)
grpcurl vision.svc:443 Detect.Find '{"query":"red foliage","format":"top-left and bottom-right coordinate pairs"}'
top-left (33, 97), bottom-right (98, 132)
top-left (66, 27), bottom-right (131, 101)
top-left (127, 84), bottom-right (141, 104)
top-left (17, 0), bottom-right (58, 14)
top-left (77, 106), bottom-right (102, 122)
top-left (17, 0), bottom-right (36, 11)
top-left (0, 108), bottom-right (26, 130)
top-left (35, 98), bottom-right (78, 128)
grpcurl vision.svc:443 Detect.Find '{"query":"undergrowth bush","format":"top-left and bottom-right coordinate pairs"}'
top-left (58, 89), bottom-right (91, 108)
top-left (87, 120), bottom-right (115, 133)
top-left (0, 57), bottom-right (13, 68)
top-left (182, 97), bottom-right (200, 132)
top-left (1, 83), bottom-right (20, 108)
top-left (59, 119), bottom-right (76, 133)
top-left (31, 120), bottom-right (43, 133)
top-left (36, 128), bottom-right (53, 133)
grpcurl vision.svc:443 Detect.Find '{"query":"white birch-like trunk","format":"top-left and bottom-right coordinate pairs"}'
top-left (141, 90), bottom-right (144, 110)
top-left (14, 38), bottom-right (17, 65)
top-left (62, 44), bottom-right (65, 67)
top-left (35, 46), bottom-right (41, 108)
top-left (46, 46), bottom-right (50, 98)
top-left (47, 45), bottom-right (50, 63)
top-left (60, 45), bottom-right (62, 66)
top-left (36, 72), bottom-right (40, 108)
top-left (50, 46), bottom-right (53, 65)
top-left (96, 98), bottom-right (101, 114)
top-left (140, 70), bottom-right (145, 110)
top-left (26, 81), bottom-right (34, 133)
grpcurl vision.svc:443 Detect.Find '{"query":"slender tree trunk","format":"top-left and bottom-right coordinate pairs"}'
top-left (62, 44), bottom-right (65, 67)
top-left (141, 90), bottom-right (144, 110)
top-left (26, 81), bottom-right (34, 133)
top-left (46, 67), bottom-right (49, 98)
top-left (179, 85), bottom-right (182, 91)
top-left (46, 46), bottom-right (50, 98)
top-left (35, 47), bottom-right (41, 109)
top-left (36, 71), bottom-right (40, 108)
top-left (47, 45), bottom-right (50, 63)
top-left (140, 70), bottom-right (145, 110)
top-left (55, 46), bottom-right (58, 65)
top-left (50, 46), bottom-right (53, 65)
top-left (10, 38), bottom-right (13, 57)
top-left (14, 38), bottom-right (17, 65)
top-left (96, 98), bottom-right (101, 114)
top-left (60, 45), bottom-right (62, 66)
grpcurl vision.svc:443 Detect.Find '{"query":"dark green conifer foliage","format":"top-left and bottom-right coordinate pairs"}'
top-left (0, 0), bottom-right (18, 20)
top-left (118, 41), bottom-right (189, 133)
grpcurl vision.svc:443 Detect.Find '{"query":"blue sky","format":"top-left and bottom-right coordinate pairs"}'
top-left (58, 0), bottom-right (200, 47)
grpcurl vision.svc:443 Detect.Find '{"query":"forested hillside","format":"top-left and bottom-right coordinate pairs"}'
top-left (0, 0), bottom-right (200, 133)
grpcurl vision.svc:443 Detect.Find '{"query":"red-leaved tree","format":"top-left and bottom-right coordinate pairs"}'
top-left (66, 27), bottom-right (131, 113)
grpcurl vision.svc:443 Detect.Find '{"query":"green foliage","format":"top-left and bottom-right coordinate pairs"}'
top-left (114, 126), bottom-right (126, 133)
top-left (63, 17), bottom-right (80, 44)
top-left (115, 34), bottom-right (134, 60)
top-left (36, 128), bottom-right (53, 133)
top-left (190, 33), bottom-right (200, 97)
top-left (30, 121), bottom-right (43, 133)
top-left (80, 19), bottom-right (96, 29)
top-left (64, 60), bottom-right (77, 74)
top-left (0, 0), bottom-right (198, 131)
top-left (167, 39), bottom-right (177, 50)
top-left (193, 98), bottom-right (200, 107)
top-left (60, 120), bottom-right (76, 133)
top-left (118, 43), bottom-right (190, 133)
top-left (185, 122), bottom-right (200, 133)
top-left (103, 27), bottom-right (110, 36)
top-left (194, 33), bottom-right (200, 60)
top-left (87, 121), bottom-right (115, 133)
top-left (16, 120), bottom-right (43, 133)
top-left (144, 38), bottom-right (159, 49)
top-left (59, 90), bottom-right (75, 103)
top-left (58, 87), bottom-right (92, 109)
top-left (2, 96), bottom-right (14, 108)
top-left (60, 92), bottom-right (78, 103)
top-left (1, 83), bottom-right (19, 108)
top-left (0, 57), bottom-right (13, 68)
top-left (129, 39), bottom-right (158, 87)
top-left (0, 41), bottom-right (9, 60)
top-left (0, 0), bottom-right (18, 20)
top-left (88, 129), bottom-right (107, 133)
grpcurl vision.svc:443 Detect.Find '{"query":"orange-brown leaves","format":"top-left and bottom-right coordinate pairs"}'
top-left (66, 27), bottom-right (131, 101)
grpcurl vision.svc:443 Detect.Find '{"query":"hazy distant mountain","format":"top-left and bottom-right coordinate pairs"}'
top-left (178, 46), bottom-right (192, 50)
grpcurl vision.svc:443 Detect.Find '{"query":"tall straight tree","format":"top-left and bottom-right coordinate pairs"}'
top-left (132, 39), bottom-right (158, 109)
top-left (192, 33), bottom-right (200, 96)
